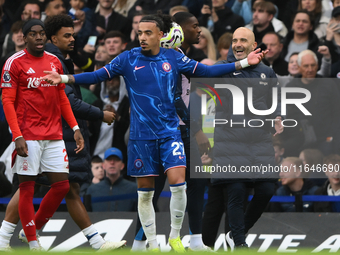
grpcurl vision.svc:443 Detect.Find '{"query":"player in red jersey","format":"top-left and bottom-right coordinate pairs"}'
top-left (0, 19), bottom-right (84, 251)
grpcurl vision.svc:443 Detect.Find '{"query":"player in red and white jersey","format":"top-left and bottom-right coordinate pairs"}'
top-left (0, 19), bottom-right (84, 251)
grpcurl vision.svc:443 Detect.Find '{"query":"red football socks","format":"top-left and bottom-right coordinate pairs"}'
top-left (19, 181), bottom-right (36, 242)
top-left (35, 180), bottom-right (70, 230)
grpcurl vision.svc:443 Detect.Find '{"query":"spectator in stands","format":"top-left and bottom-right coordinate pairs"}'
top-left (86, 148), bottom-right (137, 212)
top-left (128, 0), bottom-right (182, 17)
top-left (314, 154), bottom-right (340, 212)
top-left (193, 26), bottom-right (217, 61)
top-left (112, 0), bottom-right (137, 17)
top-left (246, 1), bottom-right (287, 44)
top-left (299, 148), bottom-right (326, 186)
top-left (1, 1), bottom-right (41, 58)
top-left (299, 149), bottom-right (324, 168)
top-left (199, 0), bottom-right (245, 43)
top-left (103, 31), bottom-right (127, 59)
top-left (89, 43), bottom-right (111, 95)
top-left (273, 139), bottom-right (285, 165)
top-left (94, 43), bottom-right (111, 69)
top-left (277, 45), bottom-right (331, 86)
top-left (67, 0), bottom-right (94, 49)
top-left (216, 32), bottom-right (232, 61)
top-left (68, 0), bottom-right (85, 19)
top-left (126, 11), bottom-right (145, 50)
top-left (20, 0), bottom-right (41, 21)
top-left (91, 155), bottom-right (105, 184)
top-left (298, 0), bottom-right (330, 39)
top-left (44, 0), bottom-right (66, 17)
top-left (285, 50), bottom-right (340, 156)
top-left (282, 10), bottom-right (320, 62)
top-left (333, 0), bottom-right (340, 8)
top-left (232, 0), bottom-right (254, 25)
top-left (0, 21), bottom-right (25, 71)
top-left (262, 32), bottom-right (288, 75)
top-left (169, 5), bottom-right (189, 16)
top-left (94, 0), bottom-right (131, 41)
top-left (270, 157), bottom-right (319, 212)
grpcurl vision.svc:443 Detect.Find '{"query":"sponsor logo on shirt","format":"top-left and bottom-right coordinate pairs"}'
top-left (27, 77), bottom-right (41, 88)
top-left (3, 71), bottom-right (11, 82)
top-left (162, 62), bottom-right (171, 72)
top-left (27, 67), bottom-right (35, 74)
top-left (1, 83), bottom-right (12, 87)
top-left (27, 77), bottom-right (57, 88)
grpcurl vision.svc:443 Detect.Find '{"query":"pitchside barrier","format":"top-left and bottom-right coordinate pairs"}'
top-left (0, 193), bottom-right (340, 252)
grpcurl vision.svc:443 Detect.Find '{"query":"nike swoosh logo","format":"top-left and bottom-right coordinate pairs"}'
top-left (145, 223), bottom-right (153, 227)
top-left (175, 215), bottom-right (182, 218)
top-left (135, 66), bottom-right (145, 71)
top-left (86, 232), bottom-right (98, 240)
top-left (233, 72), bottom-right (242, 75)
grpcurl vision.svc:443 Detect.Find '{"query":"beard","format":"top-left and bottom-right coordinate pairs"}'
top-left (141, 49), bottom-right (152, 56)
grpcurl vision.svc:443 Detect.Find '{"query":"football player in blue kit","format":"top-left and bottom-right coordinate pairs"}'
top-left (41, 13), bottom-right (267, 252)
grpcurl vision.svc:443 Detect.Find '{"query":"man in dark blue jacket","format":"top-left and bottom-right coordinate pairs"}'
top-left (208, 27), bottom-right (283, 250)
top-left (0, 14), bottom-right (126, 251)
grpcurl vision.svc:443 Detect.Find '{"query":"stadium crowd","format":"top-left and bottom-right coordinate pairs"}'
top-left (0, 0), bottom-right (340, 250)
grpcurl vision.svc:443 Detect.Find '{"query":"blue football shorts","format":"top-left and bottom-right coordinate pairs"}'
top-left (127, 134), bottom-right (186, 177)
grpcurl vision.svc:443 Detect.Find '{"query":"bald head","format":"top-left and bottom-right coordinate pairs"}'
top-left (234, 27), bottom-right (255, 43)
top-left (232, 27), bottom-right (257, 60)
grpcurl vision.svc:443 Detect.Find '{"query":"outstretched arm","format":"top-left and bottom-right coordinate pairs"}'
top-left (41, 67), bottom-right (110, 85)
top-left (193, 48), bottom-right (267, 77)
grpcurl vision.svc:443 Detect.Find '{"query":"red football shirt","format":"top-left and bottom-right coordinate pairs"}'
top-left (1, 49), bottom-right (65, 141)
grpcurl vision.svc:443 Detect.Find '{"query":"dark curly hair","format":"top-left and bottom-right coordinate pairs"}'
top-left (44, 14), bottom-right (74, 41)
top-left (140, 11), bottom-right (173, 34)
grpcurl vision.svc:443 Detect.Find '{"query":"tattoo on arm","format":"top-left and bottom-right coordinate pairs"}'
top-left (67, 75), bottom-right (75, 84)
top-left (235, 61), bottom-right (242, 70)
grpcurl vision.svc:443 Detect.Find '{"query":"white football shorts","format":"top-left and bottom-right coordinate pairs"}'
top-left (12, 140), bottom-right (69, 176)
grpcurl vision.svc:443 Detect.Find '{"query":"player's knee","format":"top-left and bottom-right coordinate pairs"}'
top-left (51, 180), bottom-right (70, 196)
top-left (65, 182), bottom-right (80, 198)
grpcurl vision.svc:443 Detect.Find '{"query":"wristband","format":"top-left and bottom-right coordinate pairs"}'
top-left (240, 58), bottom-right (250, 68)
top-left (60, 75), bottom-right (69, 84)
top-left (14, 136), bottom-right (23, 141)
top-left (72, 125), bottom-right (80, 132)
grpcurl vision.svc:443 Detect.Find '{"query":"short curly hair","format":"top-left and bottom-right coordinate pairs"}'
top-left (44, 14), bottom-right (74, 41)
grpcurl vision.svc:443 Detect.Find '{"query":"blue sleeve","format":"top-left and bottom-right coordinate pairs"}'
top-left (73, 66), bottom-right (111, 84)
top-left (73, 51), bottom-right (128, 84)
top-left (173, 50), bottom-right (236, 77)
top-left (193, 62), bottom-right (236, 77)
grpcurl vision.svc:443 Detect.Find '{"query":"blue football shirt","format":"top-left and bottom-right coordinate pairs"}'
top-left (103, 47), bottom-right (199, 140)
